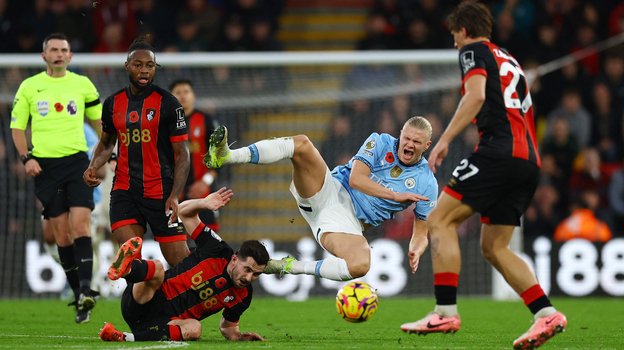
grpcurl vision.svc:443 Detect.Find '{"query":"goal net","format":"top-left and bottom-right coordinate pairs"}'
top-left (0, 50), bottom-right (495, 298)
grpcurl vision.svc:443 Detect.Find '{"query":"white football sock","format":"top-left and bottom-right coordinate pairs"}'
top-left (434, 304), bottom-right (458, 318)
top-left (534, 306), bottom-right (557, 320)
top-left (123, 332), bottom-right (135, 342)
top-left (290, 257), bottom-right (353, 281)
top-left (225, 147), bottom-right (251, 164)
top-left (225, 137), bottom-right (295, 165)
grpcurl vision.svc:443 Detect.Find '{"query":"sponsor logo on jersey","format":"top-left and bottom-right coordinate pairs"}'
top-left (10, 116), bottom-right (16, 122)
top-left (37, 101), bottom-right (49, 116)
top-left (223, 293), bottom-right (236, 303)
top-left (366, 139), bottom-right (376, 150)
top-left (461, 50), bottom-right (475, 74)
top-left (211, 230), bottom-right (223, 242)
top-left (405, 177), bottom-right (416, 189)
top-left (175, 107), bottom-right (186, 129)
top-left (146, 108), bottom-right (157, 121)
top-left (360, 150), bottom-right (373, 157)
top-left (66, 100), bottom-right (77, 116)
top-left (390, 165), bottom-right (403, 178)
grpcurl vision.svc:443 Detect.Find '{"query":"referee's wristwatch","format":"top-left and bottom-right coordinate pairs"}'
top-left (20, 151), bottom-right (33, 165)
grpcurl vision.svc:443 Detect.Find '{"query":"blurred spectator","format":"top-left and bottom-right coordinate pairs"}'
top-left (533, 24), bottom-right (563, 64)
top-left (343, 64), bottom-right (398, 91)
top-left (249, 18), bottom-right (283, 51)
top-left (357, 12), bottom-right (396, 50)
top-left (93, 22), bottom-right (129, 53)
top-left (371, 0), bottom-right (411, 36)
top-left (608, 2), bottom-right (624, 37)
top-left (596, 53), bottom-right (624, 116)
top-left (491, 9), bottom-right (530, 63)
top-left (542, 117), bottom-right (579, 202)
top-left (492, 0), bottom-right (536, 42)
top-left (398, 17), bottom-right (437, 50)
top-left (224, 0), bottom-right (280, 34)
top-left (545, 88), bottom-right (591, 148)
top-left (569, 23), bottom-right (600, 76)
top-left (379, 94), bottom-right (411, 136)
top-left (135, 0), bottom-right (176, 50)
top-left (173, 14), bottom-right (209, 52)
top-left (213, 14), bottom-right (250, 52)
top-left (524, 184), bottom-right (565, 239)
top-left (569, 148), bottom-right (609, 207)
top-left (19, 0), bottom-right (56, 46)
top-left (554, 189), bottom-right (613, 242)
top-left (92, 0), bottom-right (136, 44)
top-left (0, 0), bottom-right (18, 52)
top-left (178, 0), bottom-right (222, 46)
top-left (608, 164), bottom-right (624, 234)
top-left (56, 0), bottom-right (97, 52)
top-left (344, 98), bottom-right (376, 140)
top-left (15, 26), bottom-right (38, 53)
top-left (414, 0), bottom-right (450, 47)
top-left (589, 82), bottom-right (622, 162)
top-left (321, 116), bottom-right (360, 169)
top-left (539, 153), bottom-right (568, 213)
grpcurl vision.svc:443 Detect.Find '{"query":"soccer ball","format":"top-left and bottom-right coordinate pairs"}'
top-left (335, 281), bottom-right (379, 323)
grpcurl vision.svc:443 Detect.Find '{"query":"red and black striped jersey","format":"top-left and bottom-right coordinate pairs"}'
top-left (459, 41), bottom-right (541, 167)
top-left (159, 223), bottom-right (252, 323)
top-left (183, 109), bottom-right (218, 199)
top-left (102, 84), bottom-right (189, 199)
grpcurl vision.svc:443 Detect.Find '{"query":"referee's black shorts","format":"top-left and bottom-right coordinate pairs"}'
top-left (443, 153), bottom-right (539, 226)
top-left (34, 152), bottom-right (94, 218)
top-left (121, 283), bottom-right (171, 333)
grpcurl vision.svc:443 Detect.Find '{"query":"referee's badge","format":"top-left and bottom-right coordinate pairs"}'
top-left (405, 177), bottom-right (416, 189)
top-left (37, 101), bottom-right (49, 116)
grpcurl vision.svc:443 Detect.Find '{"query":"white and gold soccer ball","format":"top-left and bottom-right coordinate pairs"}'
top-left (335, 281), bottom-right (379, 323)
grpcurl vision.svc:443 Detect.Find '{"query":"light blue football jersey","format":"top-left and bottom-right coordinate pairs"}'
top-left (331, 132), bottom-right (438, 226)
top-left (84, 123), bottom-right (101, 205)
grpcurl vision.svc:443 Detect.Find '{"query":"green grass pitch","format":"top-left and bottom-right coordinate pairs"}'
top-left (0, 297), bottom-right (621, 349)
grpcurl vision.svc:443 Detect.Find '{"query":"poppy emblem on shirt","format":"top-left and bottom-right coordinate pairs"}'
top-left (385, 152), bottom-right (394, 163)
top-left (54, 102), bottom-right (63, 112)
top-left (129, 111), bottom-right (140, 123)
top-left (146, 108), bottom-right (157, 121)
top-left (405, 178), bottom-right (416, 189)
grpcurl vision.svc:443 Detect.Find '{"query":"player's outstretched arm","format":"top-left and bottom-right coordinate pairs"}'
top-left (349, 160), bottom-right (429, 203)
top-left (219, 317), bottom-right (266, 341)
top-left (179, 188), bottom-right (233, 234)
top-left (408, 218), bottom-right (429, 274)
top-left (84, 131), bottom-right (117, 187)
top-left (166, 141), bottom-right (190, 226)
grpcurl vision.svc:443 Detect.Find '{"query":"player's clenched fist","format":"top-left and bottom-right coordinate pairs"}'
top-left (83, 166), bottom-right (101, 187)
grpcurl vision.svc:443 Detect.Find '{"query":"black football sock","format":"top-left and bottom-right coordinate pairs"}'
top-left (123, 260), bottom-right (156, 283)
top-left (133, 320), bottom-right (182, 341)
top-left (73, 237), bottom-right (94, 295)
top-left (58, 244), bottom-right (80, 299)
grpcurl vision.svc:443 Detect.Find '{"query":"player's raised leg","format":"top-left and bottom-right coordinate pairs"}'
top-left (480, 224), bottom-right (567, 349)
top-left (401, 192), bottom-right (473, 334)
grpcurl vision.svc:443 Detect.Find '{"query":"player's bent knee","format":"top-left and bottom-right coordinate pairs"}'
top-left (347, 259), bottom-right (370, 279)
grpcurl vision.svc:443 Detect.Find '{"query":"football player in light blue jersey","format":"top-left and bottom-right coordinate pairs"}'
top-left (204, 116), bottom-right (437, 282)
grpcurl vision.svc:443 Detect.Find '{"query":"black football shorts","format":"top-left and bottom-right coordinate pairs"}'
top-left (121, 283), bottom-right (171, 332)
top-left (442, 153), bottom-right (539, 226)
top-left (109, 189), bottom-right (187, 242)
top-left (34, 152), bottom-right (94, 218)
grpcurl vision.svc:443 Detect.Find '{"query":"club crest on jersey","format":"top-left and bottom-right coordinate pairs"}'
top-left (66, 100), bottom-right (77, 116)
top-left (223, 293), bottom-right (236, 303)
top-left (461, 50), bottom-right (475, 73)
top-left (146, 108), bottom-right (157, 121)
top-left (390, 165), bottom-right (403, 178)
top-left (365, 139), bottom-right (376, 150)
top-left (405, 177), bottom-right (416, 189)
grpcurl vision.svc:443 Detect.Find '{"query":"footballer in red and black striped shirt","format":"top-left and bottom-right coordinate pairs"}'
top-left (85, 38), bottom-right (191, 267)
top-left (405, 4), bottom-right (566, 347)
top-left (99, 188), bottom-right (269, 343)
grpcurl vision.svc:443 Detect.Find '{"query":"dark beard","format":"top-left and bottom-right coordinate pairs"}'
top-left (128, 74), bottom-right (152, 94)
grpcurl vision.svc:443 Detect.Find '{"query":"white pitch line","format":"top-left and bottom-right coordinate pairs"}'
top-left (0, 335), bottom-right (189, 348)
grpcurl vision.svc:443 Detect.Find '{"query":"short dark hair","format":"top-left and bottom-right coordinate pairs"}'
top-left (43, 33), bottom-right (70, 52)
top-left (127, 36), bottom-right (156, 61)
top-left (236, 240), bottom-right (269, 266)
top-left (446, 2), bottom-right (494, 40)
top-left (169, 78), bottom-right (193, 92)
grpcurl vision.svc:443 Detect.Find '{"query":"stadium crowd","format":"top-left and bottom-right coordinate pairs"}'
top-left (1, 0), bottom-right (624, 248)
